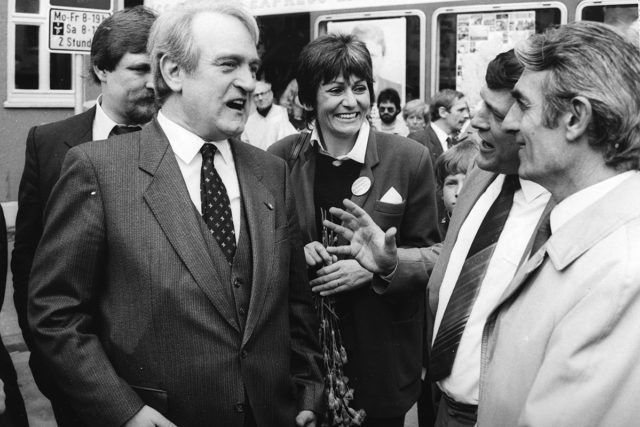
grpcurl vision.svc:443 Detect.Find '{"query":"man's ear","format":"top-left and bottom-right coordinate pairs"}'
top-left (159, 54), bottom-right (183, 93)
top-left (93, 65), bottom-right (108, 83)
top-left (565, 96), bottom-right (592, 142)
top-left (439, 106), bottom-right (449, 118)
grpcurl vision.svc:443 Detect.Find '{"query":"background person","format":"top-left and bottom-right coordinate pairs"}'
top-left (11, 7), bottom-right (157, 426)
top-left (269, 33), bottom-right (440, 427)
top-left (408, 89), bottom-right (470, 237)
top-left (27, 4), bottom-right (323, 426)
top-left (403, 99), bottom-right (428, 133)
top-left (0, 204), bottom-right (29, 427)
top-left (433, 140), bottom-right (479, 234)
top-left (373, 88), bottom-right (409, 136)
top-left (241, 73), bottom-right (297, 150)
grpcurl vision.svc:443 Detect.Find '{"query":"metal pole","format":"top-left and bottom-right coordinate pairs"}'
top-left (74, 53), bottom-right (84, 114)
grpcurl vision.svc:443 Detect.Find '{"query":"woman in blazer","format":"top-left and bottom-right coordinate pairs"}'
top-left (269, 33), bottom-right (440, 427)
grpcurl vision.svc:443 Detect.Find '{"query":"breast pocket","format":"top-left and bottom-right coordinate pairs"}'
top-left (372, 200), bottom-right (406, 231)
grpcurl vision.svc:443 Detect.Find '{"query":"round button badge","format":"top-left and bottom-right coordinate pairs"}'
top-left (351, 177), bottom-right (372, 196)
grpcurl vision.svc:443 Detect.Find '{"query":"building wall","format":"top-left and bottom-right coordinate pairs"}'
top-left (0, 3), bottom-right (102, 205)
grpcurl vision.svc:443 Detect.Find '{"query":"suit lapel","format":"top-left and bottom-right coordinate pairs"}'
top-left (428, 168), bottom-right (497, 315)
top-left (231, 141), bottom-right (277, 346)
top-left (292, 135), bottom-right (318, 242)
top-left (63, 106), bottom-right (95, 148)
top-left (427, 127), bottom-right (444, 158)
top-left (141, 120), bottom-right (240, 332)
top-left (350, 131), bottom-right (379, 209)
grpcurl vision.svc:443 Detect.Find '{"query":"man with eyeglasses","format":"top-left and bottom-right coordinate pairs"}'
top-left (374, 88), bottom-right (409, 137)
top-left (241, 75), bottom-right (297, 150)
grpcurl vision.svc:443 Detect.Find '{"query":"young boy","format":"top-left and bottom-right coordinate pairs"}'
top-left (434, 140), bottom-right (479, 234)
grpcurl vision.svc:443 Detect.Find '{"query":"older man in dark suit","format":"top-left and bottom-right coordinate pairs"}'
top-left (11, 7), bottom-right (156, 426)
top-left (28, 4), bottom-right (323, 427)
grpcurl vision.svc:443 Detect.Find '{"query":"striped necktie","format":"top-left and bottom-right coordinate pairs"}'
top-left (430, 174), bottom-right (520, 382)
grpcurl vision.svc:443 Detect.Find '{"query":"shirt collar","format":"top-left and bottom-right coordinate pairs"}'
top-left (157, 110), bottom-right (233, 165)
top-left (431, 122), bottom-right (450, 145)
top-left (309, 120), bottom-right (370, 164)
top-left (93, 94), bottom-right (119, 141)
top-left (519, 177), bottom-right (550, 204)
top-left (550, 170), bottom-right (638, 233)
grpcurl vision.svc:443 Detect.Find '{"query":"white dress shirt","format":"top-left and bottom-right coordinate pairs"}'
top-left (431, 122), bottom-right (450, 153)
top-left (92, 95), bottom-right (119, 141)
top-left (157, 110), bottom-right (241, 243)
top-left (309, 120), bottom-right (369, 164)
top-left (433, 174), bottom-right (550, 404)
top-left (551, 170), bottom-right (638, 233)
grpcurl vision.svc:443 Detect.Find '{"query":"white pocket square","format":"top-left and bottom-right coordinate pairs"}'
top-left (380, 187), bottom-right (403, 204)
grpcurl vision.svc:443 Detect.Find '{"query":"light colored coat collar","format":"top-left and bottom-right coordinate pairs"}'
top-left (493, 172), bottom-right (640, 312)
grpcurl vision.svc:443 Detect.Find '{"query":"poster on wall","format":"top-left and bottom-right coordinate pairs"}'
top-left (327, 18), bottom-right (407, 104)
top-left (456, 11), bottom-right (535, 110)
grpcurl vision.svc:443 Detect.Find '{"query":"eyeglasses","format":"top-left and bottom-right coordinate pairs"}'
top-left (379, 106), bottom-right (397, 113)
top-left (253, 89), bottom-right (272, 99)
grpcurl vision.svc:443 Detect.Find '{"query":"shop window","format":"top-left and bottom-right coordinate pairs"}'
top-left (6, 0), bottom-right (79, 107)
top-left (578, 0), bottom-right (638, 43)
top-left (433, 3), bottom-right (565, 109)
top-left (316, 10), bottom-right (426, 103)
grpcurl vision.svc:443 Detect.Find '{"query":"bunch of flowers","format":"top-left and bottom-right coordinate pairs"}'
top-left (316, 209), bottom-right (366, 427)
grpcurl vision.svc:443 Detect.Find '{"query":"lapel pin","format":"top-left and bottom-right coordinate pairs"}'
top-left (351, 177), bottom-right (371, 197)
top-left (264, 202), bottom-right (274, 210)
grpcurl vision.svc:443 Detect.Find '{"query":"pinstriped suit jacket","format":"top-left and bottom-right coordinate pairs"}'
top-left (28, 119), bottom-right (324, 427)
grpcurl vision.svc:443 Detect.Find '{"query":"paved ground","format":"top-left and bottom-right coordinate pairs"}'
top-left (1, 230), bottom-right (418, 427)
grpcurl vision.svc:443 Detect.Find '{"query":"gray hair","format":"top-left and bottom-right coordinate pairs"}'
top-left (148, 2), bottom-right (259, 105)
top-left (515, 21), bottom-right (640, 170)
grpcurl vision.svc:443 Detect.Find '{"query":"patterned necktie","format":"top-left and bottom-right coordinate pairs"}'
top-left (200, 143), bottom-right (236, 264)
top-left (109, 125), bottom-right (141, 137)
top-left (430, 174), bottom-right (521, 382)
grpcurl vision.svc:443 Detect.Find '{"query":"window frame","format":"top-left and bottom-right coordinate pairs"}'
top-left (6, 0), bottom-right (76, 108)
top-left (430, 1), bottom-right (568, 98)
top-left (314, 9), bottom-right (427, 102)
top-left (576, 0), bottom-right (638, 21)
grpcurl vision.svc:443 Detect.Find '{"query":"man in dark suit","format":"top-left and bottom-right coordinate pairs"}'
top-left (323, 50), bottom-right (551, 427)
top-left (0, 205), bottom-right (29, 427)
top-left (409, 89), bottom-right (470, 237)
top-left (28, 4), bottom-right (323, 427)
top-left (11, 7), bottom-right (156, 425)
top-left (408, 89), bottom-right (469, 167)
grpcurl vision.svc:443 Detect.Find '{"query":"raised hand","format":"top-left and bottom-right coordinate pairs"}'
top-left (323, 199), bottom-right (398, 275)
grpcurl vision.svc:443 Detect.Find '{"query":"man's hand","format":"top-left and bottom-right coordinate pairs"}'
top-left (124, 406), bottom-right (177, 427)
top-left (304, 241), bottom-right (336, 267)
top-left (324, 199), bottom-right (398, 275)
top-left (310, 259), bottom-right (373, 296)
top-left (295, 410), bottom-right (317, 427)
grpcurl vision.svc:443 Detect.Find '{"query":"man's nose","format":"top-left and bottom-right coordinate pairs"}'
top-left (235, 65), bottom-right (256, 92)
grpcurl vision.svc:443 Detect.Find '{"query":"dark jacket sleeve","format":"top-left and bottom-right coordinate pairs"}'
top-left (28, 147), bottom-right (144, 427)
top-left (11, 126), bottom-right (43, 349)
top-left (281, 161), bottom-right (325, 414)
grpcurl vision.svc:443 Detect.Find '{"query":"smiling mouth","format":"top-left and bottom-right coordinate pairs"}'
top-left (226, 99), bottom-right (246, 111)
top-left (335, 112), bottom-right (359, 120)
